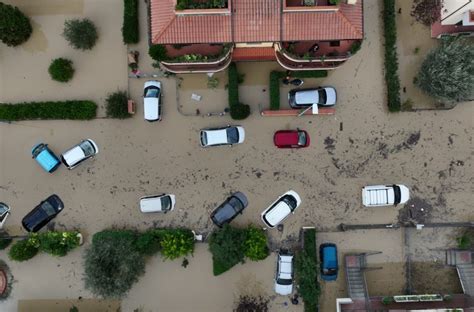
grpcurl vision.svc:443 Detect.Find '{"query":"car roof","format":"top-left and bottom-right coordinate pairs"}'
top-left (279, 254), bottom-right (293, 276)
top-left (62, 146), bottom-right (86, 167)
top-left (140, 195), bottom-right (165, 213)
top-left (274, 131), bottom-right (299, 146)
top-left (322, 245), bottom-right (338, 267)
top-left (295, 89), bottom-right (319, 105)
top-left (144, 98), bottom-right (159, 120)
top-left (264, 201), bottom-right (291, 227)
top-left (35, 148), bottom-right (60, 172)
top-left (204, 129), bottom-right (228, 146)
top-left (212, 203), bottom-right (235, 224)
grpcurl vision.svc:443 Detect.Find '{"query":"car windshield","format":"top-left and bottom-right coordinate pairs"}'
top-left (282, 195), bottom-right (297, 209)
top-left (277, 278), bottom-right (292, 285)
top-left (145, 86), bottom-right (160, 98)
top-left (41, 201), bottom-right (57, 217)
top-left (201, 132), bottom-right (208, 146)
top-left (160, 196), bottom-right (171, 211)
top-left (297, 132), bottom-right (307, 146)
top-left (318, 89), bottom-right (327, 104)
top-left (79, 141), bottom-right (95, 157)
top-left (226, 127), bottom-right (239, 144)
top-left (323, 268), bottom-right (338, 275)
top-left (393, 185), bottom-right (401, 204)
top-left (228, 197), bottom-right (244, 212)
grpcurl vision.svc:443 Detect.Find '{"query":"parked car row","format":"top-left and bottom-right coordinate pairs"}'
top-left (32, 139), bottom-right (99, 173)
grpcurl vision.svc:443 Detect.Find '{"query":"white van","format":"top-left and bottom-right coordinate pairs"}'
top-left (362, 184), bottom-right (409, 207)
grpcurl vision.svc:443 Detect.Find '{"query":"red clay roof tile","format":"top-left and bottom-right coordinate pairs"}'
top-left (232, 47), bottom-right (276, 61)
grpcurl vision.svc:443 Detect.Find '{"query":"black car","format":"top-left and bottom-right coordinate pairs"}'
top-left (22, 194), bottom-right (64, 232)
top-left (210, 192), bottom-right (248, 227)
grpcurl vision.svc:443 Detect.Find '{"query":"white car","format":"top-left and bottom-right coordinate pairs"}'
top-left (199, 125), bottom-right (245, 147)
top-left (275, 250), bottom-right (294, 295)
top-left (362, 184), bottom-right (410, 207)
top-left (143, 80), bottom-right (162, 122)
top-left (60, 139), bottom-right (99, 169)
top-left (139, 194), bottom-right (175, 213)
top-left (261, 190), bottom-right (301, 228)
top-left (288, 87), bottom-right (337, 108)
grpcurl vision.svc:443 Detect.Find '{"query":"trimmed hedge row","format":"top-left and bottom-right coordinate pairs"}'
top-left (228, 63), bottom-right (250, 120)
top-left (296, 229), bottom-right (320, 312)
top-left (383, 0), bottom-right (401, 112)
top-left (122, 0), bottom-right (139, 44)
top-left (269, 70), bottom-right (328, 110)
top-left (0, 101), bottom-right (97, 121)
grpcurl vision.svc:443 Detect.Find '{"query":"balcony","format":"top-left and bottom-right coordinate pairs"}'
top-left (284, 0), bottom-right (338, 12)
top-left (174, 0), bottom-right (230, 15)
top-left (160, 43), bottom-right (233, 73)
top-left (274, 41), bottom-right (360, 70)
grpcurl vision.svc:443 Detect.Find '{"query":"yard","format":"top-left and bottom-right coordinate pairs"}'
top-left (0, 0), bottom-right (472, 311)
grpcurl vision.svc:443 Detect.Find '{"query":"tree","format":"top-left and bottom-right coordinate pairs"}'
top-left (63, 18), bottom-right (98, 50)
top-left (208, 225), bottom-right (246, 275)
top-left (0, 2), bottom-right (32, 46)
top-left (84, 230), bottom-right (145, 298)
top-left (48, 58), bottom-right (75, 83)
top-left (411, 0), bottom-right (441, 26)
top-left (415, 38), bottom-right (474, 102)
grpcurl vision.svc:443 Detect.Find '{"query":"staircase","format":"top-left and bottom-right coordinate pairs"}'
top-left (457, 263), bottom-right (474, 296)
top-left (345, 255), bottom-right (369, 299)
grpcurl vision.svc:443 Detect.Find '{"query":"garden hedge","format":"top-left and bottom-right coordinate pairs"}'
top-left (383, 0), bottom-right (401, 112)
top-left (228, 63), bottom-right (250, 120)
top-left (269, 70), bottom-right (328, 110)
top-left (0, 101), bottom-right (97, 121)
top-left (296, 229), bottom-right (320, 312)
top-left (122, 0), bottom-right (139, 44)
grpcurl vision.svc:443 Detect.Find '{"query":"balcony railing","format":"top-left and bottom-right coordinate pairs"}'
top-left (274, 43), bottom-right (349, 70)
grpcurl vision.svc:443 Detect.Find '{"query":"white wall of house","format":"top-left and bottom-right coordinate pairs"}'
top-left (441, 0), bottom-right (474, 25)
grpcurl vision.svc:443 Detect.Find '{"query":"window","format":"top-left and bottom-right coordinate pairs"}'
top-left (330, 41), bottom-right (340, 47)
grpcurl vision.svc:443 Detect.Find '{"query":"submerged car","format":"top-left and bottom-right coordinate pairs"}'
top-left (274, 250), bottom-right (294, 295)
top-left (273, 129), bottom-right (310, 148)
top-left (32, 143), bottom-right (61, 173)
top-left (210, 192), bottom-right (248, 227)
top-left (61, 139), bottom-right (99, 169)
top-left (320, 243), bottom-right (338, 281)
top-left (362, 184), bottom-right (410, 207)
top-left (143, 80), bottom-right (162, 122)
top-left (199, 125), bottom-right (245, 147)
top-left (22, 194), bottom-right (64, 232)
top-left (139, 194), bottom-right (176, 213)
top-left (288, 87), bottom-right (337, 108)
top-left (261, 190), bottom-right (301, 228)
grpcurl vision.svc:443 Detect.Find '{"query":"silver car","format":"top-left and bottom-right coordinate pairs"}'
top-left (288, 87), bottom-right (337, 108)
top-left (199, 125), bottom-right (245, 147)
top-left (60, 139), bottom-right (99, 169)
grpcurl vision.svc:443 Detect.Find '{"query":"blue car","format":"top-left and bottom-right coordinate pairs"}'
top-left (32, 143), bottom-right (61, 173)
top-left (320, 243), bottom-right (338, 281)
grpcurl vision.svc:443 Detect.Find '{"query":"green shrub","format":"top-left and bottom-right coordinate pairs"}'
top-left (48, 58), bottom-right (74, 83)
top-left (85, 230), bottom-right (145, 298)
top-left (135, 229), bottom-right (162, 256)
top-left (0, 100), bottom-right (97, 121)
top-left (176, 0), bottom-right (227, 10)
top-left (37, 231), bottom-right (81, 257)
top-left (295, 229), bottom-right (319, 312)
top-left (228, 63), bottom-right (250, 120)
top-left (243, 226), bottom-right (268, 261)
top-left (0, 232), bottom-right (12, 250)
top-left (160, 229), bottom-right (195, 260)
top-left (382, 296), bottom-right (394, 305)
top-left (0, 2), bottom-right (32, 47)
top-left (9, 239), bottom-right (39, 262)
top-left (122, 0), bottom-right (139, 44)
top-left (457, 230), bottom-right (474, 250)
top-left (149, 44), bottom-right (169, 63)
top-left (209, 224), bottom-right (246, 275)
top-left (383, 0), bottom-right (401, 112)
top-left (350, 40), bottom-right (362, 55)
top-left (63, 18), bottom-right (98, 50)
top-left (105, 91), bottom-right (131, 119)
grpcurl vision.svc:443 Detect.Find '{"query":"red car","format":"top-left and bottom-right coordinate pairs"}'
top-left (273, 129), bottom-right (310, 148)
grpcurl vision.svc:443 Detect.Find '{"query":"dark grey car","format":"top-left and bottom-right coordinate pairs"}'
top-left (210, 192), bottom-right (248, 227)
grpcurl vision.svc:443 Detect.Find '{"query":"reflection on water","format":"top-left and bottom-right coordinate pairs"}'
top-left (21, 20), bottom-right (48, 53)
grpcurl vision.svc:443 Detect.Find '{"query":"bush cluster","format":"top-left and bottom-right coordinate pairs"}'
top-left (0, 2), bottom-right (32, 47)
top-left (228, 63), bottom-right (251, 120)
top-left (295, 229), bottom-right (320, 311)
top-left (84, 228), bottom-right (195, 298)
top-left (149, 44), bottom-right (169, 64)
top-left (209, 225), bottom-right (269, 276)
top-left (122, 0), bottom-right (139, 44)
top-left (269, 70), bottom-right (328, 110)
top-left (8, 231), bottom-right (81, 262)
top-left (383, 0), bottom-right (401, 112)
top-left (105, 91), bottom-right (131, 119)
top-left (63, 18), bottom-right (98, 50)
top-left (0, 100), bottom-right (97, 121)
top-left (48, 58), bottom-right (75, 82)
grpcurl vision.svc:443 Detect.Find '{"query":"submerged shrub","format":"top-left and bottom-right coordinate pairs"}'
top-left (63, 18), bottom-right (98, 50)
top-left (0, 2), bottom-right (32, 46)
top-left (48, 58), bottom-right (74, 82)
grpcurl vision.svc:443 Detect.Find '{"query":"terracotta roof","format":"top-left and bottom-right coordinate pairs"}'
top-left (151, 0), bottom-right (363, 44)
top-left (232, 47), bottom-right (276, 61)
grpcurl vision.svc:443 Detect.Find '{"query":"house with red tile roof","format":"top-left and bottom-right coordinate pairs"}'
top-left (149, 0), bottom-right (364, 73)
